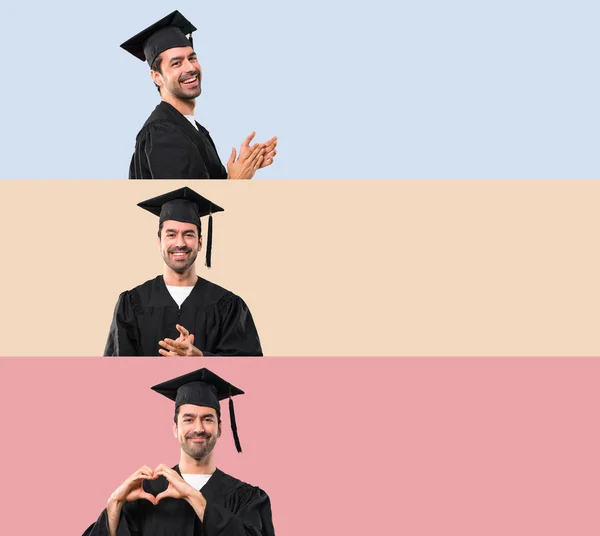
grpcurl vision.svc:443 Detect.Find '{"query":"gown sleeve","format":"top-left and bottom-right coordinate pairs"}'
top-left (202, 486), bottom-right (275, 536)
top-left (81, 504), bottom-right (142, 536)
top-left (203, 295), bottom-right (263, 357)
top-left (135, 122), bottom-right (210, 179)
top-left (104, 292), bottom-right (140, 357)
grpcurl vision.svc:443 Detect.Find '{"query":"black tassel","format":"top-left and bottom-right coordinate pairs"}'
top-left (229, 396), bottom-right (242, 453)
top-left (189, 33), bottom-right (194, 48)
top-left (205, 212), bottom-right (213, 268)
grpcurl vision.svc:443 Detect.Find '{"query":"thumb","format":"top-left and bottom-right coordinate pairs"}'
top-left (176, 324), bottom-right (189, 337)
top-left (139, 491), bottom-right (157, 505)
top-left (154, 490), bottom-right (172, 504)
top-left (243, 131), bottom-right (256, 146)
top-left (228, 147), bottom-right (236, 165)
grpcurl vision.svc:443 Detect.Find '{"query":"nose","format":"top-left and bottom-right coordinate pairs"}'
top-left (193, 420), bottom-right (205, 433)
top-left (175, 233), bottom-right (186, 247)
top-left (183, 58), bottom-right (196, 73)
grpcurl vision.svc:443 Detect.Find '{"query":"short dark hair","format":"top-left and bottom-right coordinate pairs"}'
top-left (150, 53), bottom-right (164, 93)
top-left (174, 405), bottom-right (221, 424)
top-left (158, 221), bottom-right (202, 238)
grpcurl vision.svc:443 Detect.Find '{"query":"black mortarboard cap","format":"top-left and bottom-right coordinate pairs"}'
top-left (121, 10), bottom-right (197, 66)
top-left (152, 368), bottom-right (245, 452)
top-left (138, 187), bottom-right (224, 268)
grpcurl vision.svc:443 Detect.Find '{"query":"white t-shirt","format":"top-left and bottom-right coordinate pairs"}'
top-left (184, 115), bottom-right (199, 130)
top-left (182, 473), bottom-right (213, 490)
top-left (166, 285), bottom-right (194, 308)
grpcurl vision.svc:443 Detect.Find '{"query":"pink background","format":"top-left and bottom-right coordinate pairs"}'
top-left (1, 357), bottom-right (600, 535)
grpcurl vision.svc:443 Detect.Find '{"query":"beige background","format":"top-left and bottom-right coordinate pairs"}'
top-left (0, 180), bottom-right (598, 356)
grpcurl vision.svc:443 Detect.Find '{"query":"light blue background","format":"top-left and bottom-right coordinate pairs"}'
top-left (1, 0), bottom-right (598, 178)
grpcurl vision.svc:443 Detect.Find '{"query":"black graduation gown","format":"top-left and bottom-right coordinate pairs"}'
top-left (129, 101), bottom-right (228, 179)
top-left (82, 467), bottom-right (275, 536)
top-left (104, 276), bottom-right (262, 357)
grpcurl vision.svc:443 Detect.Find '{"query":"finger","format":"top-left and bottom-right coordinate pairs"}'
top-left (227, 147), bottom-right (236, 165)
top-left (139, 491), bottom-right (157, 505)
top-left (137, 466), bottom-right (154, 476)
top-left (251, 147), bottom-right (266, 165)
top-left (240, 143), bottom-right (263, 162)
top-left (263, 137), bottom-right (277, 150)
top-left (242, 131), bottom-right (256, 147)
top-left (254, 154), bottom-right (264, 171)
top-left (154, 467), bottom-right (180, 482)
top-left (129, 474), bottom-right (152, 486)
top-left (159, 349), bottom-right (179, 356)
top-left (131, 468), bottom-right (153, 481)
top-left (176, 324), bottom-right (190, 337)
top-left (155, 489), bottom-right (178, 503)
top-left (154, 463), bottom-right (173, 474)
top-left (158, 341), bottom-right (178, 353)
top-left (160, 338), bottom-right (182, 347)
top-left (159, 340), bottom-right (187, 353)
top-left (260, 158), bottom-right (273, 169)
top-left (189, 334), bottom-right (195, 346)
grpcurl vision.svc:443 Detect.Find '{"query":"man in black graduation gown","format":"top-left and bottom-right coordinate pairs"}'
top-left (121, 10), bottom-right (278, 180)
top-left (104, 187), bottom-right (262, 357)
top-left (83, 368), bottom-right (276, 536)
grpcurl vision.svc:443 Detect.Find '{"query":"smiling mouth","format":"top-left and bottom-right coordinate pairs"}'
top-left (181, 75), bottom-right (199, 86)
top-left (188, 435), bottom-right (209, 442)
top-left (171, 251), bottom-right (189, 259)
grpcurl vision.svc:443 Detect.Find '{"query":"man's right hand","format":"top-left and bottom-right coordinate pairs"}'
top-left (106, 467), bottom-right (156, 536)
top-left (227, 137), bottom-right (265, 179)
top-left (108, 466), bottom-right (157, 506)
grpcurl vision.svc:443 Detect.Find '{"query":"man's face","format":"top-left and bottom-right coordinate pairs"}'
top-left (152, 46), bottom-right (202, 100)
top-left (174, 404), bottom-right (221, 460)
top-left (158, 220), bottom-right (201, 273)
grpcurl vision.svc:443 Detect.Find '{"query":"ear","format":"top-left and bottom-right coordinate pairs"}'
top-left (198, 235), bottom-right (203, 252)
top-left (172, 421), bottom-right (178, 439)
top-left (157, 234), bottom-right (162, 251)
top-left (150, 69), bottom-right (163, 89)
top-left (217, 421), bottom-right (222, 438)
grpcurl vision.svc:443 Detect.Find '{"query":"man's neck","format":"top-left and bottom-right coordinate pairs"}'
top-left (161, 92), bottom-right (196, 117)
top-left (163, 267), bottom-right (198, 287)
top-left (179, 452), bottom-right (216, 474)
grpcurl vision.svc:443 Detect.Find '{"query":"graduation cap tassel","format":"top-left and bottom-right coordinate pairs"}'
top-left (229, 396), bottom-right (242, 453)
top-left (205, 212), bottom-right (213, 268)
top-left (189, 33), bottom-right (194, 48)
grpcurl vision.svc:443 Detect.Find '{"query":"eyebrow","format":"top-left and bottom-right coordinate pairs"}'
top-left (163, 228), bottom-right (197, 234)
top-left (181, 412), bottom-right (216, 419)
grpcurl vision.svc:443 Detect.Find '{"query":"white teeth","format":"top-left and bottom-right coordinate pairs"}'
top-left (182, 76), bottom-right (197, 83)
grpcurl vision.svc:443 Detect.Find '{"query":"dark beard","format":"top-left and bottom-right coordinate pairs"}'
top-left (163, 248), bottom-right (198, 273)
top-left (181, 434), bottom-right (217, 460)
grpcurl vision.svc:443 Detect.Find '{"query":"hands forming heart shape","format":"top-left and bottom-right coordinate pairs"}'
top-left (111, 464), bottom-right (195, 505)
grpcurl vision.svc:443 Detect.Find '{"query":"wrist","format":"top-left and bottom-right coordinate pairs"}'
top-left (184, 488), bottom-right (205, 504)
top-left (107, 496), bottom-right (124, 512)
